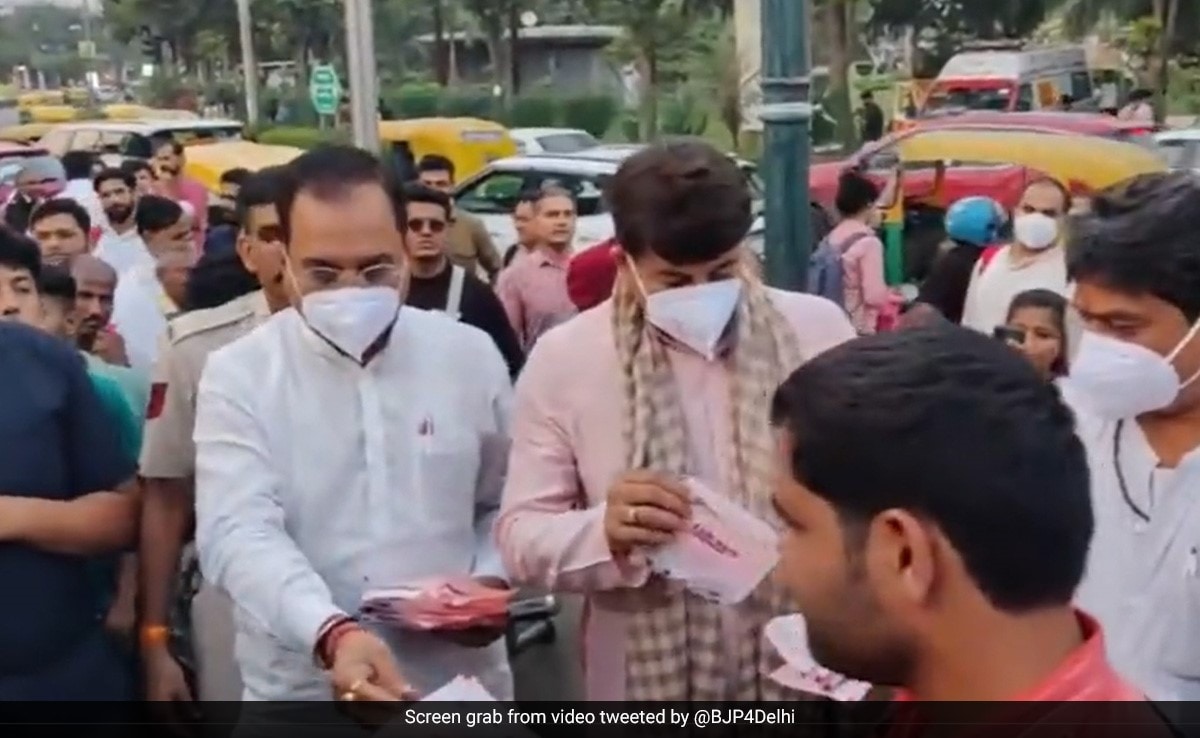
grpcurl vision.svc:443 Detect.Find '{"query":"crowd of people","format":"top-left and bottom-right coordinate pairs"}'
top-left (0, 131), bottom-right (1198, 735)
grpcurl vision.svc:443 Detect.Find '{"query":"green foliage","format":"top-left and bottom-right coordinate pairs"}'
top-left (386, 83), bottom-right (441, 119)
top-left (620, 110), bottom-right (642, 142)
top-left (255, 125), bottom-right (346, 149)
top-left (561, 95), bottom-right (620, 137)
top-left (509, 95), bottom-right (561, 127)
top-left (440, 88), bottom-right (499, 119)
top-left (659, 85), bottom-right (709, 135)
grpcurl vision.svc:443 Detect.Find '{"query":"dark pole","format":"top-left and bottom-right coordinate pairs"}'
top-left (760, 0), bottom-right (812, 291)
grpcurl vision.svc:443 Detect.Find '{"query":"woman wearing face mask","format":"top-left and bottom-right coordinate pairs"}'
top-left (999, 289), bottom-right (1069, 382)
top-left (1064, 172), bottom-right (1200, 705)
top-left (961, 178), bottom-right (1072, 335)
top-left (495, 141), bottom-right (856, 701)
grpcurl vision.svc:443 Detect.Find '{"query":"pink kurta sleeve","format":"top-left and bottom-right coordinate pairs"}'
top-left (855, 235), bottom-right (889, 309)
top-left (494, 267), bottom-right (526, 347)
top-left (495, 336), bottom-right (650, 592)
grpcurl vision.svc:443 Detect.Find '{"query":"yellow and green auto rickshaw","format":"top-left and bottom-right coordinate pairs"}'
top-left (377, 117), bottom-right (517, 181)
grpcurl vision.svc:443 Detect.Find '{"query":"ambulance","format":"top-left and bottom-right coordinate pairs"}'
top-left (921, 42), bottom-right (1096, 116)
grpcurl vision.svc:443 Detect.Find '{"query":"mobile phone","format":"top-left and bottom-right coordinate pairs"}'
top-left (993, 326), bottom-right (1026, 344)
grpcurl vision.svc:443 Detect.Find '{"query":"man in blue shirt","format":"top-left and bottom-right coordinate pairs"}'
top-left (0, 228), bottom-right (140, 700)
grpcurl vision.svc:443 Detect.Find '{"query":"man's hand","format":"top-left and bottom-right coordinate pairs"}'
top-left (104, 588), bottom-right (137, 641)
top-left (92, 329), bottom-right (130, 367)
top-left (144, 647), bottom-right (199, 733)
top-left (329, 628), bottom-right (414, 702)
top-left (603, 470), bottom-right (691, 557)
top-left (0, 496), bottom-right (33, 543)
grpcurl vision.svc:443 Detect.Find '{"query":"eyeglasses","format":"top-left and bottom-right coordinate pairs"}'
top-left (1019, 204), bottom-right (1062, 218)
top-left (297, 262), bottom-right (401, 289)
top-left (407, 218), bottom-right (447, 234)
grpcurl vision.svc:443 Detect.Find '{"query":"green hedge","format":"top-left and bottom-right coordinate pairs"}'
top-left (378, 83), bottom-right (619, 135)
top-left (253, 125), bottom-right (347, 149)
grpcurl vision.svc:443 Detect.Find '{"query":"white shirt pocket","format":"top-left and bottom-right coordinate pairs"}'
top-left (412, 428), bottom-right (480, 534)
top-left (1163, 545), bottom-right (1200, 681)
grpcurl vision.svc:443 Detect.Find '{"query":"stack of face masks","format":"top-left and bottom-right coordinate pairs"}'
top-left (646, 477), bottom-right (779, 604)
top-left (764, 614), bottom-right (872, 701)
top-left (420, 675), bottom-right (498, 701)
top-left (360, 577), bottom-right (513, 631)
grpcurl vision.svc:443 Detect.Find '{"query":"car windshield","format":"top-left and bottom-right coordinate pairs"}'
top-left (1155, 139), bottom-right (1196, 169)
top-left (457, 169), bottom-right (611, 216)
top-left (924, 86), bottom-right (1012, 113)
top-left (536, 132), bottom-right (598, 153)
top-left (164, 126), bottom-right (244, 145)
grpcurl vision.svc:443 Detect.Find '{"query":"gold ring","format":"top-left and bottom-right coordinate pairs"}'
top-left (626, 506), bottom-right (638, 525)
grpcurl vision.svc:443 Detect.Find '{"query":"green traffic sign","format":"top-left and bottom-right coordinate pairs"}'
top-left (309, 64), bottom-right (342, 116)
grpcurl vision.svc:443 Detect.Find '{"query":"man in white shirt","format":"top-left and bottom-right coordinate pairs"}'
top-left (93, 168), bottom-right (151, 276)
top-left (961, 178), bottom-right (1070, 334)
top-left (60, 150), bottom-right (108, 232)
top-left (111, 195), bottom-right (194, 372)
top-left (1064, 171), bottom-right (1200, 704)
top-left (193, 145), bottom-right (513, 705)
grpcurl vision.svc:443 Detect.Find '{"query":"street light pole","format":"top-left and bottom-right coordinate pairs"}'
top-left (759, 0), bottom-right (812, 291)
top-left (344, 0), bottom-right (381, 152)
top-left (236, 0), bottom-right (259, 125)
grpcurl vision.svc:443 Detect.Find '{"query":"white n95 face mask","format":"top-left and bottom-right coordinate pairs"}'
top-left (1065, 320), bottom-right (1200, 419)
top-left (1013, 212), bottom-right (1059, 251)
top-left (300, 286), bottom-right (400, 362)
top-left (644, 280), bottom-right (743, 360)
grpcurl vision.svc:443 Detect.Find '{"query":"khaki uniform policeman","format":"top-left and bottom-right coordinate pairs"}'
top-left (140, 290), bottom-right (271, 702)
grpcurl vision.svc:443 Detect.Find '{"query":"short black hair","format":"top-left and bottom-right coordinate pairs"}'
top-left (37, 265), bottom-right (76, 303)
top-left (608, 139), bottom-right (751, 265)
top-left (236, 166), bottom-right (284, 230)
top-left (274, 145), bottom-right (405, 243)
top-left (61, 150), bottom-right (96, 180)
top-left (770, 324), bottom-right (1091, 612)
top-left (121, 159), bottom-right (153, 178)
top-left (1007, 288), bottom-right (1069, 376)
top-left (30, 198), bottom-right (90, 233)
top-left (135, 194), bottom-right (184, 235)
top-left (184, 250), bottom-right (259, 311)
top-left (221, 167), bottom-right (252, 187)
top-left (0, 226), bottom-right (41, 280)
top-left (93, 167), bottom-right (135, 193)
top-left (834, 170), bottom-right (881, 217)
top-left (861, 91), bottom-right (874, 101)
top-left (515, 188), bottom-right (541, 207)
top-left (401, 182), bottom-right (452, 220)
top-left (1067, 171), bottom-right (1200, 321)
top-left (417, 154), bottom-right (455, 180)
top-left (152, 136), bottom-right (184, 156)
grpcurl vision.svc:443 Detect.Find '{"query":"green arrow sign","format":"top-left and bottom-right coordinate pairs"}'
top-left (309, 64), bottom-right (342, 116)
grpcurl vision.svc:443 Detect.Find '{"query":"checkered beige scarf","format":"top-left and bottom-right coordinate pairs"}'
top-left (612, 263), bottom-right (809, 701)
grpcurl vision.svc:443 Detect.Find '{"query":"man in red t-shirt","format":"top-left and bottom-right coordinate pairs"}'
top-left (768, 327), bottom-right (1171, 734)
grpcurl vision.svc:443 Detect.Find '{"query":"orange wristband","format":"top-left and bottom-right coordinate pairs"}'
top-left (139, 624), bottom-right (170, 649)
top-left (317, 618), bottom-right (362, 670)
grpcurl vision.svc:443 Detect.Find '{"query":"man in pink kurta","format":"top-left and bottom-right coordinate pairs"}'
top-left (495, 141), bottom-right (856, 700)
top-left (495, 187), bottom-right (578, 351)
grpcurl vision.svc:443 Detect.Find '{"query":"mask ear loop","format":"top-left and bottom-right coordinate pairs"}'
top-left (1169, 319), bottom-right (1200, 389)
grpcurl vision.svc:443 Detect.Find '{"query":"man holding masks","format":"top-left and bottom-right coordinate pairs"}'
top-left (1065, 172), bottom-right (1200, 705)
top-left (495, 140), bottom-right (855, 700)
top-left (194, 146), bottom-right (513, 704)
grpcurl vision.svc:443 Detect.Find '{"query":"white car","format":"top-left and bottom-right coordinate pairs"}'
top-left (1154, 129), bottom-right (1200, 174)
top-left (509, 127), bottom-right (600, 155)
top-left (454, 145), bottom-right (766, 255)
